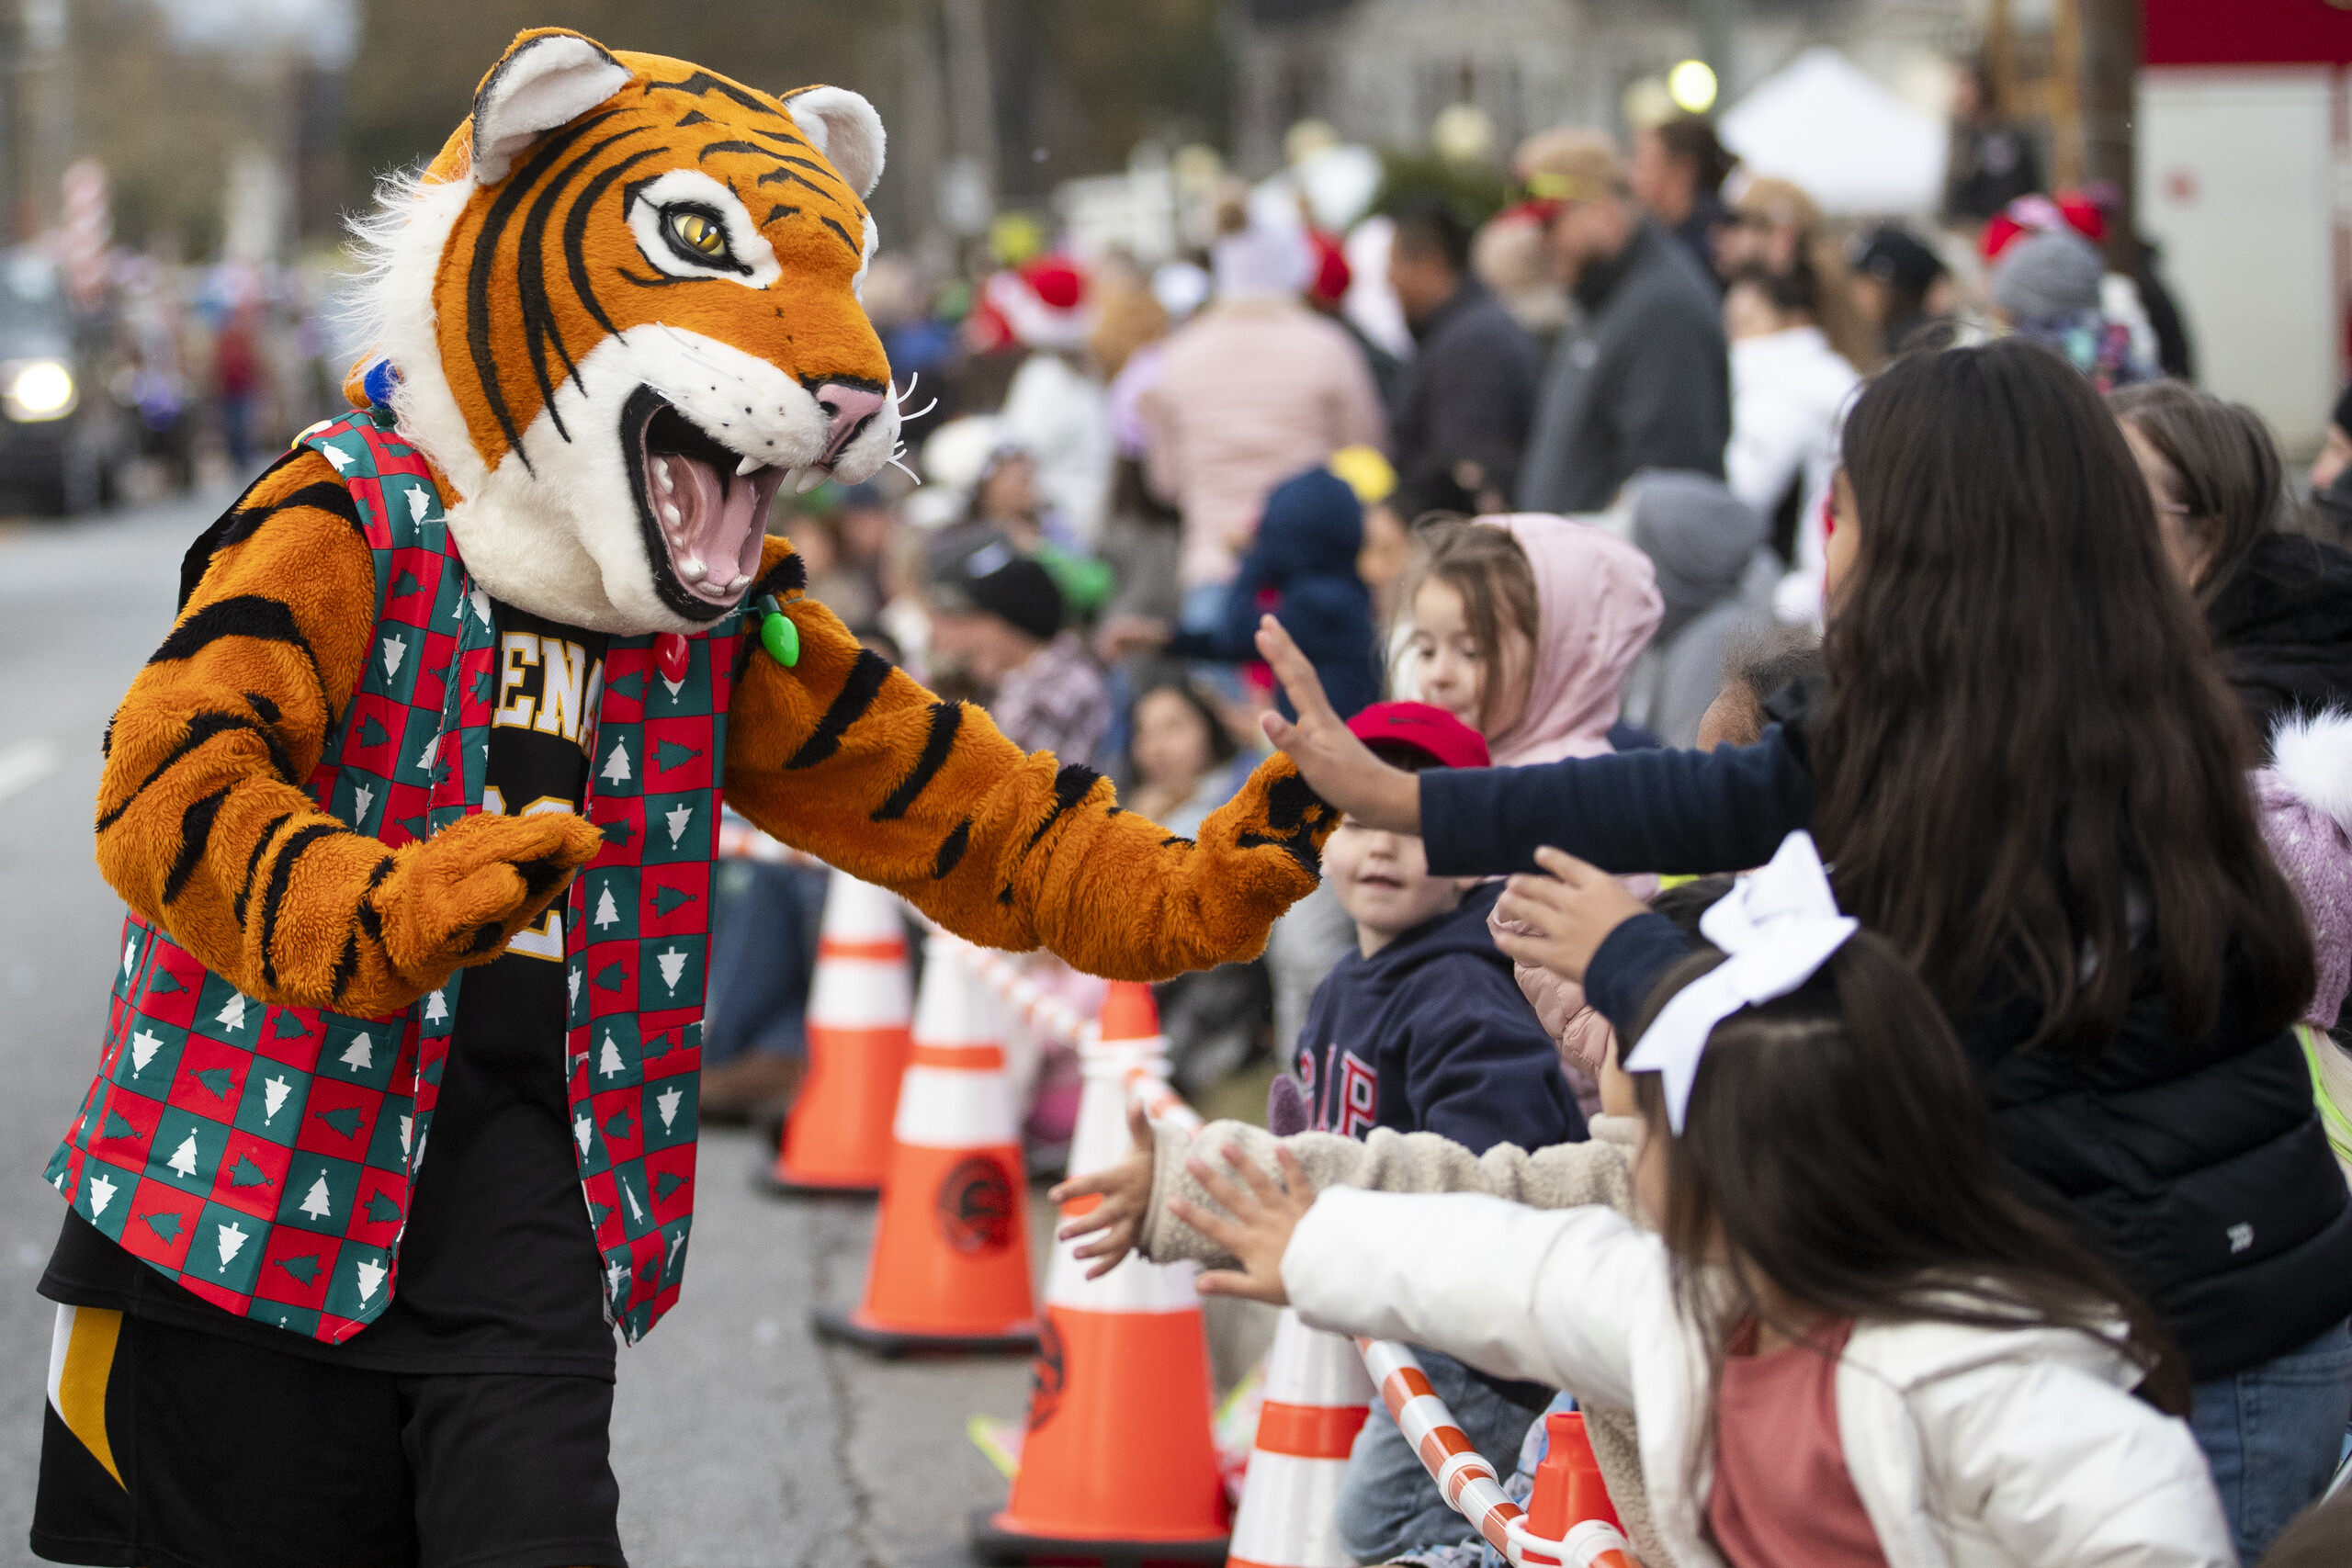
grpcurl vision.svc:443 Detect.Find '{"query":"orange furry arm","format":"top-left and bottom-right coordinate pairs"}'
top-left (96, 450), bottom-right (600, 1015)
top-left (723, 541), bottom-right (1337, 981)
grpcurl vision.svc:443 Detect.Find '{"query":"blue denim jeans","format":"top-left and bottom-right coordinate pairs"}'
top-left (2190, 1318), bottom-right (2352, 1562)
top-left (1334, 1349), bottom-right (1539, 1564)
top-left (700, 859), bottom-right (829, 1064)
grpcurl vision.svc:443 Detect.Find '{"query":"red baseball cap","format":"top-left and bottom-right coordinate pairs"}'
top-left (1346, 701), bottom-right (1490, 771)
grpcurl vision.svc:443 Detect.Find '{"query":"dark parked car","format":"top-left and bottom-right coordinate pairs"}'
top-left (0, 254), bottom-right (126, 515)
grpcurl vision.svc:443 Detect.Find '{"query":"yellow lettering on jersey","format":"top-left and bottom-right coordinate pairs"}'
top-left (535, 637), bottom-right (590, 744)
top-left (493, 634), bottom-right (540, 729)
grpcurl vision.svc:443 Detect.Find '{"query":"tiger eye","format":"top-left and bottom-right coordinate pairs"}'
top-left (670, 210), bottom-right (723, 256)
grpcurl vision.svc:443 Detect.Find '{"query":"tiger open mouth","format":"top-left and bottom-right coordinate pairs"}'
top-left (621, 386), bottom-right (790, 621)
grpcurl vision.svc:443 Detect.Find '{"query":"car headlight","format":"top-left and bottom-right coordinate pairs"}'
top-left (4, 359), bottom-right (76, 422)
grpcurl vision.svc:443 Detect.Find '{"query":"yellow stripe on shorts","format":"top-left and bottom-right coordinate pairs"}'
top-left (45, 1304), bottom-right (122, 1487)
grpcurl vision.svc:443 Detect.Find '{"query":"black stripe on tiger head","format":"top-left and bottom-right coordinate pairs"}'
top-left (514, 123), bottom-right (654, 438)
top-left (563, 144), bottom-right (669, 338)
top-left (463, 108), bottom-right (628, 473)
top-left (645, 71), bottom-right (786, 119)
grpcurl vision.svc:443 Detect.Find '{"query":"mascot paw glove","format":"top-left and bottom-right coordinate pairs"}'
top-left (379, 810), bottom-right (605, 992)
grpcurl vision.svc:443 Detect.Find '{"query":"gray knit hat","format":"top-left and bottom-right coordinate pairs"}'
top-left (1989, 229), bottom-right (2104, 322)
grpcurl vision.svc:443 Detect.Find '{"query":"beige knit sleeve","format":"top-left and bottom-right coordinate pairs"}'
top-left (1135, 1116), bottom-right (1639, 1268)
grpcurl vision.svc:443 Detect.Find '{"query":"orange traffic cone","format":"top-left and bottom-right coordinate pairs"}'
top-left (1515, 1412), bottom-right (1634, 1568)
top-left (765, 872), bottom-right (914, 1196)
top-left (813, 935), bottom-right (1038, 1355)
top-left (1226, 1308), bottom-right (1375, 1568)
top-left (972, 982), bottom-right (1229, 1564)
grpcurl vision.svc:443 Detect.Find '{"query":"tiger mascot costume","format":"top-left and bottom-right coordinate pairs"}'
top-left (30, 29), bottom-right (1333, 1568)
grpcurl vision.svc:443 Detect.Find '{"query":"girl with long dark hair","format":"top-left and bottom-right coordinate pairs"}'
top-left (1170, 838), bottom-right (2231, 1568)
top-left (1253, 338), bottom-right (2352, 1562)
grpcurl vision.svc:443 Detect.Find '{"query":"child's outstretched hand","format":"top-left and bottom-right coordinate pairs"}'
top-left (1253, 616), bottom-right (1420, 834)
top-left (1050, 1100), bottom-right (1155, 1280)
top-left (1173, 1142), bottom-right (1316, 1305)
top-left (1492, 846), bottom-right (1650, 984)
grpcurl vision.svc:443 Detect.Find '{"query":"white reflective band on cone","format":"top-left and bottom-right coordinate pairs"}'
top-left (808, 956), bottom-right (912, 1028)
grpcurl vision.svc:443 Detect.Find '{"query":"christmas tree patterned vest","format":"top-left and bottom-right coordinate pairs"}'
top-left (47, 407), bottom-right (742, 1346)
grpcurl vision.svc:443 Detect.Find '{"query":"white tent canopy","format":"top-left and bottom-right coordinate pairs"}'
top-left (1718, 48), bottom-right (1948, 217)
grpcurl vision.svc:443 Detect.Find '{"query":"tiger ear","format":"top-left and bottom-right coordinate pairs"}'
top-left (784, 86), bottom-right (887, 198)
top-left (469, 29), bottom-right (632, 186)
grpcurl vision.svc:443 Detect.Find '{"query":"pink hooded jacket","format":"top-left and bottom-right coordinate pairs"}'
top-left (1472, 515), bottom-right (1664, 1110)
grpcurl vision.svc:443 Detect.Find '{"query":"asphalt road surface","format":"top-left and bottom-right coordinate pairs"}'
top-left (0, 494), bottom-right (1053, 1568)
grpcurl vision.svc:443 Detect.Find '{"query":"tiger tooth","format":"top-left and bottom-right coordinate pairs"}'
top-left (662, 503), bottom-right (682, 526)
top-left (655, 461), bottom-right (675, 493)
top-left (679, 557), bottom-right (707, 582)
top-left (795, 467), bottom-right (826, 493)
top-left (726, 573), bottom-right (752, 591)
top-left (736, 455), bottom-right (761, 478)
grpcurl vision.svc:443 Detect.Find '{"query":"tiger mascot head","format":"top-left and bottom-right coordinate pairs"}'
top-left (353, 28), bottom-right (897, 635)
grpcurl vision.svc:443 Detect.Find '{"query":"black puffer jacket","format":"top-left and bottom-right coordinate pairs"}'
top-left (1425, 693), bottom-right (2352, 1383)
top-left (2206, 532), bottom-right (2352, 739)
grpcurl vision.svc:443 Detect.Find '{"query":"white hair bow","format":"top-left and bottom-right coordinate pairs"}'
top-left (1623, 830), bottom-right (1858, 1134)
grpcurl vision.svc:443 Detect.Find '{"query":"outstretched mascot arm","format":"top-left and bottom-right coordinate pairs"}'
top-left (726, 543), bottom-right (1337, 981)
top-left (95, 449), bottom-right (602, 1016)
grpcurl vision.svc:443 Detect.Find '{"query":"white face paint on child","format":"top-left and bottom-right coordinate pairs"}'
top-left (1324, 817), bottom-right (1469, 958)
top-left (1408, 579), bottom-right (1533, 740)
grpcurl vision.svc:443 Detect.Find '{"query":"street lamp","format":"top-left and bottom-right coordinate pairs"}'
top-left (1668, 59), bottom-right (1719, 115)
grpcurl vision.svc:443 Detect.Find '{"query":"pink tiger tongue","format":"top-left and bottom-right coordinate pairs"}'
top-left (660, 454), bottom-right (763, 592)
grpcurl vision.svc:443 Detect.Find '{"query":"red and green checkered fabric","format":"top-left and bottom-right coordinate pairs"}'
top-left (49, 408), bottom-right (740, 1346)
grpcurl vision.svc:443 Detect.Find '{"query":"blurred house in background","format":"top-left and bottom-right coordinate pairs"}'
top-left (1229, 0), bottom-right (1970, 176)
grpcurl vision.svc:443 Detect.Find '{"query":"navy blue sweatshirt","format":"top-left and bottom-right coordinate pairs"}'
top-left (1169, 466), bottom-right (1380, 720)
top-left (1416, 717), bottom-right (2352, 1381)
top-left (1296, 881), bottom-right (1582, 1155)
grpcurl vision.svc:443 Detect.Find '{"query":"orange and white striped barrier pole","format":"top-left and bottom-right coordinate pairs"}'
top-left (1356, 1340), bottom-right (1631, 1568)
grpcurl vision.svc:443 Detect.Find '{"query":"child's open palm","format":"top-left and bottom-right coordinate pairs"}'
top-left (1050, 1101), bottom-right (1156, 1280)
top-left (1174, 1144), bottom-right (1317, 1305)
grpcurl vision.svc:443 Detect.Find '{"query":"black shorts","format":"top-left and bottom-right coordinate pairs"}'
top-left (32, 1306), bottom-right (625, 1568)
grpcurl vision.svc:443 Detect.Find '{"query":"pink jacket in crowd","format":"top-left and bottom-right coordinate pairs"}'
top-left (1469, 515), bottom-right (1663, 1100)
top-left (1140, 298), bottom-right (1386, 590)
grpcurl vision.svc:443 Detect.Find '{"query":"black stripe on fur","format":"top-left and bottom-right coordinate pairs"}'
top-left (933, 818), bottom-right (972, 880)
top-left (1024, 764), bottom-right (1103, 851)
top-left (209, 481), bottom-right (365, 556)
top-left (232, 811), bottom-right (292, 928)
top-left (354, 855), bottom-right (393, 944)
top-left (755, 549), bottom-right (808, 597)
top-left (161, 786), bottom-right (233, 905)
top-left (871, 702), bottom-right (962, 821)
top-left (784, 650), bottom-right (891, 770)
top-left (96, 710), bottom-right (298, 833)
top-left (330, 931), bottom-right (360, 1002)
top-left (257, 822), bottom-right (343, 990)
top-left (149, 597), bottom-right (328, 713)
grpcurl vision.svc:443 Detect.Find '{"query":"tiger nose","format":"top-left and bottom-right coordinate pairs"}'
top-left (813, 382), bottom-right (888, 468)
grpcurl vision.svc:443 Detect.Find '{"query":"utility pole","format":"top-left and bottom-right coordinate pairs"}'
top-left (940, 0), bottom-right (997, 255)
top-left (1689, 0), bottom-right (1732, 103)
top-left (2076, 0), bottom-right (2142, 268)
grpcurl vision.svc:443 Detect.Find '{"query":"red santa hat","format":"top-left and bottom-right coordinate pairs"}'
top-left (984, 257), bottom-right (1091, 352)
